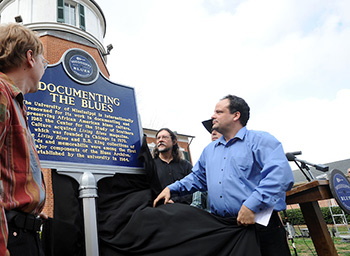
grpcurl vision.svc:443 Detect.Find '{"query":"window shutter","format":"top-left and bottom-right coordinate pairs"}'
top-left (57, 0), bottom-right (64, 23)
top-left (79, 4), bottom-right (85, 30)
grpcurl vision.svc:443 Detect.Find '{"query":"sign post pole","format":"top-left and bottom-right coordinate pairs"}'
top-left (79, 172), bottom-right (99, 256)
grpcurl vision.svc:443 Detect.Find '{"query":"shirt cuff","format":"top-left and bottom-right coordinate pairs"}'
top-left (243, 196), bottom-right (265, 213)
top-left (168, 183), bottom-right (179, 195)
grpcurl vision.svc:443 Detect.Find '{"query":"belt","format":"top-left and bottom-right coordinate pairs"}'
top-left (5, 210), bottom-right (43, 232)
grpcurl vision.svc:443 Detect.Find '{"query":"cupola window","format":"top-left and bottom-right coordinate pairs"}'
top-left (57, 0), bottom-right (85, 30)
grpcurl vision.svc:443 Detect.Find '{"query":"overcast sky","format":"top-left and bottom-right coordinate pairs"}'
top-left (97, 0), bottom-right (350, 170)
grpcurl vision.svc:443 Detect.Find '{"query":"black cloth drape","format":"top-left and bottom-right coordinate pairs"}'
top-left (42, 135), bottom-right (261, 256)
top-left (42, 170), bottom-right (85, 256)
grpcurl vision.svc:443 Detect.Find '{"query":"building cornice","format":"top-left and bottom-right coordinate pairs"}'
top-left (26, 22), bottom-right (105, 55)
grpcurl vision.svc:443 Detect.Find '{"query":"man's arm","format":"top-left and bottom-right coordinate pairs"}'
top-left (0, 208), bottom-right (9, 256)
top-left (0, 92), bottom-right (10, 256)
top-left (153, 150), bottom-right (208, 207)
top-left (244, 133), bottom-right (294, 213)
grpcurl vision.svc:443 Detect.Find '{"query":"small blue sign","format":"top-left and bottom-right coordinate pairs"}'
top-left (329, 169), bottom-right (350, 214)
top-left (69, 55), bottom-right (93, 78)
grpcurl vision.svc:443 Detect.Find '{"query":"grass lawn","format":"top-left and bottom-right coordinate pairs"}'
top-left (288, 225), bottom-right (350, 255)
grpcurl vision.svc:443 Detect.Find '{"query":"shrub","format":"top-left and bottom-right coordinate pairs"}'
top-left (280, 206), bottom-right (350, 225)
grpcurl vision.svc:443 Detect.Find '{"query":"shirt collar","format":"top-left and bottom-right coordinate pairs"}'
top-left (157, 156), bottom-right (175, 164)
top-left (215, 126), bottom-right (247, 147)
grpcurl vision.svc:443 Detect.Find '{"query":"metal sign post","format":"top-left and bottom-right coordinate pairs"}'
top-left (48, 166), bottom-right (144, 256)
top-left (79, 172), bottom-right (99, 256)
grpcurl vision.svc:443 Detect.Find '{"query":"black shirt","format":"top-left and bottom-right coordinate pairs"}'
top-left (154, 157), bottom-right (193, 204)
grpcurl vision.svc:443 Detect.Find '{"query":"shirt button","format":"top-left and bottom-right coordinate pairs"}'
top-left (220, 196), bottom-right (222, 198)
top-left (219, 182), bottom-right (221, 184)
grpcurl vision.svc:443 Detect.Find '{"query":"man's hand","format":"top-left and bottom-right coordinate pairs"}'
top-left (237, 205), bottom-right (255, 226)
top-left (153, 187), bottom-right (171, 207)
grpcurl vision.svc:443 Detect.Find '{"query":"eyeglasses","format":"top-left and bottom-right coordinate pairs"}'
top-left (156, 135), bottom-right (171, 141)
top-left (42, 57), bottom-right (49, 70)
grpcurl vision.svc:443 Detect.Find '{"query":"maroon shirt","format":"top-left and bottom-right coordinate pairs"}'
top-left (0, 73), bottom-right (45, 255)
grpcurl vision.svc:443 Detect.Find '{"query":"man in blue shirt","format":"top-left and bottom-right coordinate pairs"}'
top-left (154, 95), bottom-right (294, 256)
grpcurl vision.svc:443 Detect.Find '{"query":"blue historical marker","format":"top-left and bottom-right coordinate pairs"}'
top-left (329, 169), bottom-right (350, 214)
top-left (25, 48), bottom-right (146, 256)
top-left (25, 48), bottom-right (143, 172)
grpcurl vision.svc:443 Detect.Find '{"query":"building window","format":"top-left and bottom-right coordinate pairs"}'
top-left (57, 0), bottom-right (85, 30)
top-left (64, 3), bottom-right (76, 26)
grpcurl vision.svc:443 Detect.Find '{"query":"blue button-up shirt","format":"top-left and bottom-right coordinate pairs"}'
top-left (168, 127), bottom-right (294, 217)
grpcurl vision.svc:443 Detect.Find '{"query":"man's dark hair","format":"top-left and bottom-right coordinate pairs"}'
top-left (222, 95), bottom-right (250, 126)
top-left (153, 128), bottom-right (182, 162)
